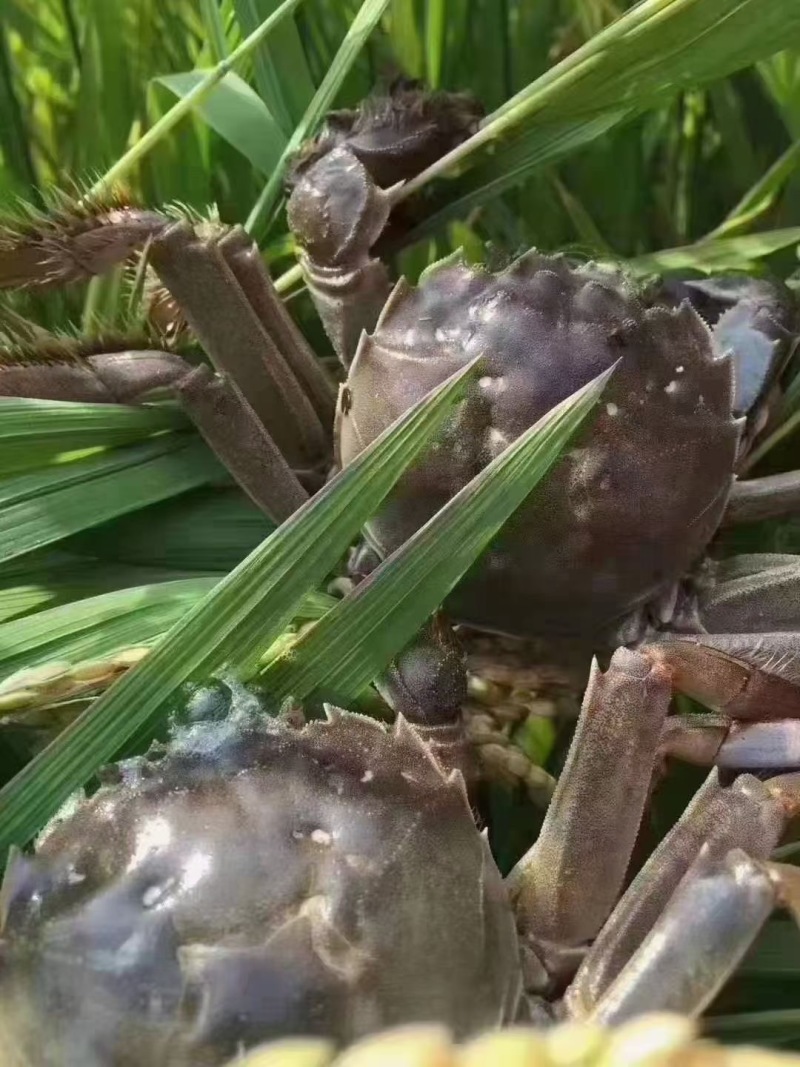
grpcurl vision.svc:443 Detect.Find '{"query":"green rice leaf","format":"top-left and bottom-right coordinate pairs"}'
top-left (0, 578), bottom-right (219, 682)
top-left (707, 139), bottom-right (800, 239)
top-left (154, 70), bottom-right (287, 175)
top-left (260, 365), bottom-right (611, 705)
top-left (0, 436), bottom-right (222, 565)
top-left (626, 227), bottom-right (800, 275)
top-left (0, 579), bottom-right (336, 685)
top-left (0, 397), bottom-right (187, 477)
top-left (0, 550), bottom-right (203, 624)
top-left (706, 1010), bottom-right (800, 1047)
top-left (0, 358), bottom-right (475, 852)
top-left (232, 0), bottom-right (315, 133)
top-left (67, 488), bottom-right (274, 572)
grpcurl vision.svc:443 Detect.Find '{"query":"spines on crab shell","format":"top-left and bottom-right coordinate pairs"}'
top-left (0, 683), bottom-right (521, 1066)
top-left (653, 273), bottom-right (800, 421)
top-left (339, 252), bottom-right (742, 641)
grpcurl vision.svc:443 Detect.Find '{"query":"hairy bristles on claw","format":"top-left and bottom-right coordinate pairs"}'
top-left (0, 319), bottom-right (186, 368)
top-left (287, 79), bottom-right (483, 190)
top-left (0, 184), bottom-right (174, 290)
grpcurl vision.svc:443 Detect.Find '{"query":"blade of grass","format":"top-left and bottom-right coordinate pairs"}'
top-left (200, 0), bottom-right (230, 64)
top-left (245, 0), bottom-right (392, 238)
top-left (626, 227), bottom-right (800, 274)
top-left (425, 0), bottom-right (446, 90)
top-left (707, 139), bottom-right (800, 239)
top-left (154, 70), bottom-right (287, 174)
top-left (0, 358), bottom-right (476, 852)
top-left (260, 365), bottom-right (612, 705)
top-left (0, 578), bottom-right (219, 682)
top-left (0, 551), bottom-right (202, 625)
top-left (233, 0), bottom-right (316, 133)
top-left (0, 21), bottom-right (40, 197)
top-left (706, 1010), bottom-right (800, 1045)
top-left (0, 397), bottom-right (187, 477)
top-left (86, 0), bottom-right (307, 199)
top-left (68, 488), bottom-right (274, 572)
top-left (0, 579), bottom-right (334, 684)
top-left (0, 436), bottom-right (222, 564)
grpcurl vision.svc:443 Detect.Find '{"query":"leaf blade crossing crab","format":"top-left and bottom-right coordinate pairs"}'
top-left (3, 81), bottom-right (800, 1061)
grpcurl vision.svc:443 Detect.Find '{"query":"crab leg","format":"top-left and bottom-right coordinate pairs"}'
top-left (724, 471), bottom-right (800, 525)
top-left (149, 222), bottom-right (330, 467)
top-left (588, 845), bottom-right (800, 1024)
top-left (211, 227), bottom-right (336, 428)
top-left (644, 630), bottom-right (800, 721)
top-left (508, 648), bottom-right (672, 982)
top-left (566, 770), bottom-right (794, 1016)
top-left (0, 350), bottom-right (190, 403)
top-left (698, 554), bottom-right (800, 635)
top-left (175, 365), bottom-right (307, 523)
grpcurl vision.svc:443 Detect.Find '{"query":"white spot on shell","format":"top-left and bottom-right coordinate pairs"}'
top-left (488, 427), bottom-right (510, 451)
top-left (478, 375), bottom-right (508, 394)
top-left (606, 403), bottom-right (619, 417)
top-left (676, 365), bottom-right (684, 374)
top-left (142, 877), bottom-right (176, 908)
top-left (665, 381), bottom-right (679, 395)
top-left (311, 829), bottom-right (332, 846)
top-left (128, 815), bottom-right (172, 872)
top-left (181, 853), bottom-right (211, 892)
top-left (66, 868), bottom-right (86, 886)
top-left (361, 770), bottom-right (374, 783)
top-left (292, 830), bottom-right (305, 841)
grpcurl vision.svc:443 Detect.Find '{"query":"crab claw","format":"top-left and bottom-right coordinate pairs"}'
top-left (643, 630), bottom-right (800, 722)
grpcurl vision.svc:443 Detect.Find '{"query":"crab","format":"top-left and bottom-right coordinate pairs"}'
top-left (3, 81), bottom-right (800, 1059)
top-left (2, 679), bottom-right (800, 1066)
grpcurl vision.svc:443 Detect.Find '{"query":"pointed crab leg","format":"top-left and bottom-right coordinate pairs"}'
top-left (507, 648), bottom-right (672, 987)
top-left (175, 365), bottom-right (307, 523)
top-left (724, 471), bottom-right (800, 526)
top-left (587, 839), bottom-right (800, 1025)
top-left (0, 205), bottom-right (331, 521)
top-left (566, 770), bottom-right (796, 1017)
top-left (697, 553), bottom-right (800, 637)
top-left (214, 226), bottom-right (336, 429)
top-left (149, 221), bottom-right (330, 468)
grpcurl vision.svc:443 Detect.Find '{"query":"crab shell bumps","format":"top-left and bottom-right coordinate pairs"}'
top-left (336, 254), bottom-right (741, 642)
top-left (0, 687), bottom-right (521, 1066)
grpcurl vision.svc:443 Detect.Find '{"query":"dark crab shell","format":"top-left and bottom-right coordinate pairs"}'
top-left (0, 687), bottom-right (521, 1066)
top-left (337, 253), bottom-right (741, 641)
